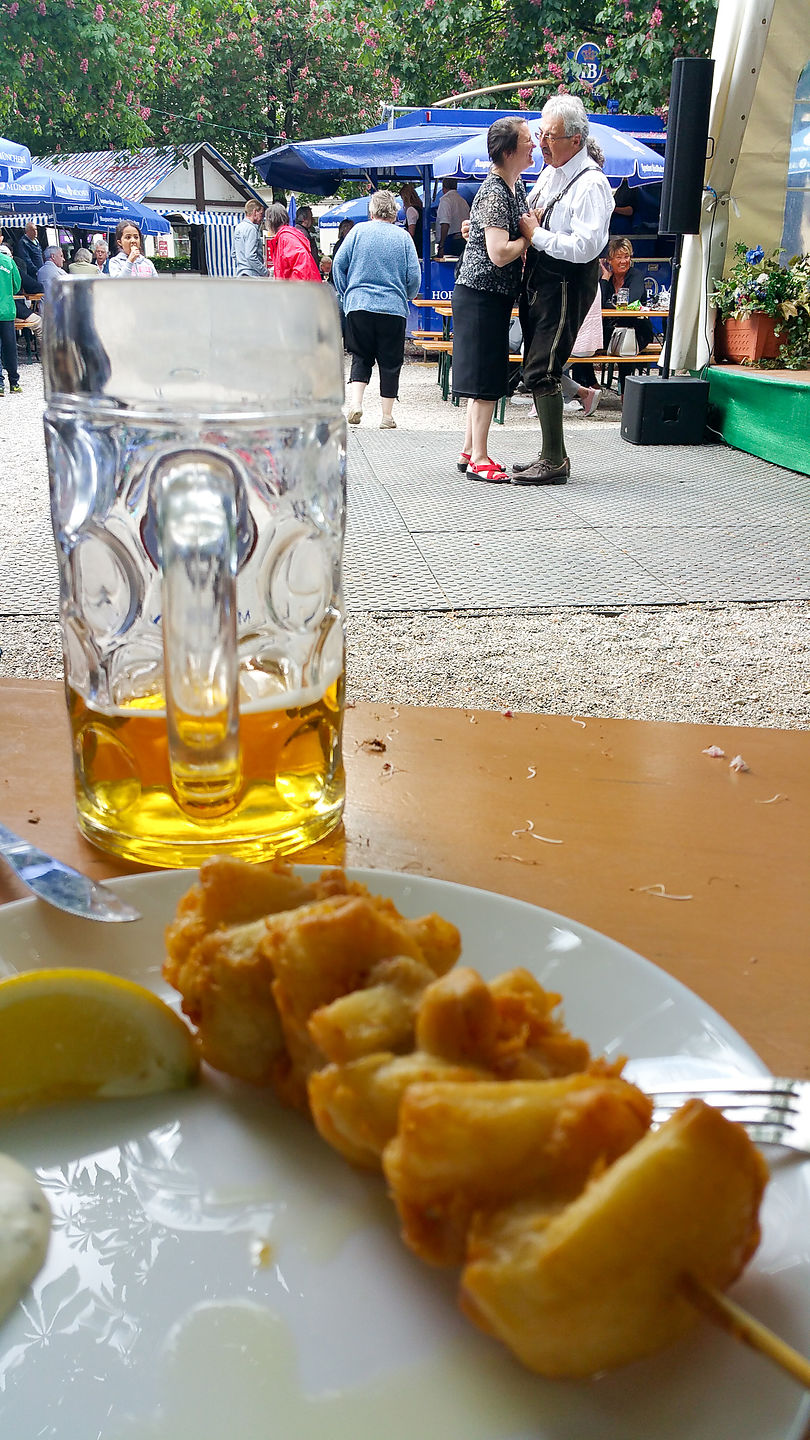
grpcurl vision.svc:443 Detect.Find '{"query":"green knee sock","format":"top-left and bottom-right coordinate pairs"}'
top-left (532, 390), bottom-right (567, 464)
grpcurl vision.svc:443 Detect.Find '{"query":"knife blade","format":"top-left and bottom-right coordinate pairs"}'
top-left (0, 824), bottom-right (141, 923)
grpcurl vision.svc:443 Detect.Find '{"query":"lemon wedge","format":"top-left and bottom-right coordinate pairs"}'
top-left (0, 969), bottom-right (199, 1111)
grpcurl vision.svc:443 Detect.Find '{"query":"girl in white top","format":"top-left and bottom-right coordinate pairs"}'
top-left (108, 221), bottom-right (157, 277)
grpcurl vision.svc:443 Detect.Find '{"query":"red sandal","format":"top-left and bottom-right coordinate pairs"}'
top-left (466, 457), bottom-right (510, 484)
top-left (457, 450), bottom-right (471, 473)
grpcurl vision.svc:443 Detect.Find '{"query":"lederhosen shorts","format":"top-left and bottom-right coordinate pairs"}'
top-left (519, 251), bottom-right (599, 397)
top-left (519, 166), bottom-right (601, 398)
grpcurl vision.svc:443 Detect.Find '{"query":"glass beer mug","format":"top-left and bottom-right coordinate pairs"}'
top-left (43, 277), bottom-right (346, 868)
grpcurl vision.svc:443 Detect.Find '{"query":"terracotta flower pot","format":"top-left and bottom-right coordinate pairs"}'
top-left (715, 313), bottom-right (781, 363)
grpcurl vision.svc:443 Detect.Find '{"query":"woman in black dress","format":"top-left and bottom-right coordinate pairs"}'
top-left (451, 116), bottom-right (533, 483)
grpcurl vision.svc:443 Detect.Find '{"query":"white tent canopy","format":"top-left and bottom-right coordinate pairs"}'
top-left (671, 0), bottom-right (810, 370)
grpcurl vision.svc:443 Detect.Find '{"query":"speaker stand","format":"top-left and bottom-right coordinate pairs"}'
top-left (660, 231), bottom-right (683, 380)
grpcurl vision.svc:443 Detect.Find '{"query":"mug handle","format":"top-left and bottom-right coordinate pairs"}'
top-left (154, 449), bottom-right (242, 818)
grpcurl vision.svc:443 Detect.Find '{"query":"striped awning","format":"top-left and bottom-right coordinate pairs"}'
top-left (39, 146), bottom-right (196, 201)
top-left (0, 213), bottom-right (51, 226)
top-left (38, 145), bottom-right (264, 208)
top-left (152, 207), bottom-right (242, 226)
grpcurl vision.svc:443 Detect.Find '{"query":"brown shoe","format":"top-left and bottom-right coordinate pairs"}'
top-left (510, 457), bottom-right (570, 486)
top-left (511, 452), bottom-right (541, 474)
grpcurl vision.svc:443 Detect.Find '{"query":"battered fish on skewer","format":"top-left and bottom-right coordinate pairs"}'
top-left (164, 858), bottom-right (462, 1107)
top-left (163, 858), bottom-right (772, 1382)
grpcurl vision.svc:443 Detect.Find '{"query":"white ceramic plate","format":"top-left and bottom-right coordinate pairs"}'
top-left (0, 868), bottom-right (808, 1440)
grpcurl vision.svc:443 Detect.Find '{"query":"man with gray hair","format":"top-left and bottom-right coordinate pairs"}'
top-left (231, 199), bottom-right (268, 277)
top-left (37, 245), bottom-right (67, 292)
top-left (512, 95), bottom-right (613, 485)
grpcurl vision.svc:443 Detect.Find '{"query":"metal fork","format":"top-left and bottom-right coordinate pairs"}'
top-left (648, 1077), bottom-right (810, 1153)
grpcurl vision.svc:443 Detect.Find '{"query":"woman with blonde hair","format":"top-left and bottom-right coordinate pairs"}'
top-left (600, 236), bottom-right (654, 390)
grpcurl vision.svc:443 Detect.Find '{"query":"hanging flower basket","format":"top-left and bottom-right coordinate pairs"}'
top-left (714, 313), bottom-right (780, 364)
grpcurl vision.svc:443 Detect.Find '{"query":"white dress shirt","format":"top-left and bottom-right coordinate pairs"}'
top-left (526, 147), bottom-right (614, 265)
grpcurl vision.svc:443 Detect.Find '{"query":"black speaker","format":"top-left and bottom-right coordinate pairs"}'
top-left (621, 376), bottom-right (709, 446)
top-left (658, 57), bottom-right (714, 236)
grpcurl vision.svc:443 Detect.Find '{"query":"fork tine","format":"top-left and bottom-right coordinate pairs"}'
top-left (646, 1078), bottom-right (810, 1152)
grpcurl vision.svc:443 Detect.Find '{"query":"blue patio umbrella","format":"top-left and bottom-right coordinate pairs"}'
top-left (0, 136), bottom-right (32, 180)
top-left (0, 164), bottom-right (97, 209)
top-left (431, 122), bottom-right (665, 187)
top-left (84, 186), bottom-right (170, 234)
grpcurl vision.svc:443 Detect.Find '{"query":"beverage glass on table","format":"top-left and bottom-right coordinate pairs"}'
top-left (42, 277), bottom-right (347, 868)
top-left (615, 286), bottom-right (630, 307)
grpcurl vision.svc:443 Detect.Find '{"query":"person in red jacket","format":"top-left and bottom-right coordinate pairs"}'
top-left (266, 204), bottom-right (322, 281)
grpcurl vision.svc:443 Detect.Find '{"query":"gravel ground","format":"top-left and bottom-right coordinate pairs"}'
top-left (3, 350), bottom-right (808, 729)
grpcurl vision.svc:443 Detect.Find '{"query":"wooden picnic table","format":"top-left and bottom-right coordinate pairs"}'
top-left (0, 678), bottom-right (807, 1078)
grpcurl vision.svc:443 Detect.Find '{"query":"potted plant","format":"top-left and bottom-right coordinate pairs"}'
top-left (710, 243), bottom-right (810, 367)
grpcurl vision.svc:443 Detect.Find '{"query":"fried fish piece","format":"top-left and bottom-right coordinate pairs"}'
top-left (164, 864), bottom-right (461, 1108)
top-left (309, 1051), bottom-right (488, 1169)
top-left (164, 858), bottom-right (363, 1003)
top-left (383, 1074), bottom-right (652, 1266)
top-left (460, 1099), bottom-right (769, 1377)
top-left (308, 956), bottom-right (439, 1063)
top-left (414, 966), bottom-right (591, 1078)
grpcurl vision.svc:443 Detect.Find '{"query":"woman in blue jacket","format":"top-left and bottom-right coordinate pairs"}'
top-left (332, 191), bottom-right (421, 430)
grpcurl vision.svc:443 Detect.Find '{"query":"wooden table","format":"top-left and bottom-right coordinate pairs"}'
top-left (2, 679), bottom-right (807, 1077)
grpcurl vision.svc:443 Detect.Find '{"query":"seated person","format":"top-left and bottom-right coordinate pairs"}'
top-left (37, 246), bottom-right (67, 291)
top-left (68, 247), bottom-right (99, 276)
top-left (15, 293), bottom-right (42, 340)
top-left (600, 238), bottom-right (655, 391)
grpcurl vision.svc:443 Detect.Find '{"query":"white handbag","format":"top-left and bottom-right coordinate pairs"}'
top-left (607, 325), bottom-right (639, 357)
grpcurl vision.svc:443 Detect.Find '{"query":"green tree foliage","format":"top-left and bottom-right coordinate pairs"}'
top-left (349, 0), bottom-right (716, 116)
top-left (0, 0), bottom-right (159, 151)
top-left (1, 0), bottom-right (717, 169)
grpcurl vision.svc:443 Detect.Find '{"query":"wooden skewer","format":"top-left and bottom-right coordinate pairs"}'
top-left (682, 1274), bottom-right (810, 1390)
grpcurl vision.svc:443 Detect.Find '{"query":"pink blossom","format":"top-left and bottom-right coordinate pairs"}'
top-left (391, 77), bottom-right (401, 99)
top-left (139, 104), bottom-right (150, 118)
top-left (424, 0), bottom-right (435, 8)
top-left (8, 2), bottom-right (19, 14)
top-left (79, 56), bottom-right (89, 72)
top-left (549, 62), bottom-right (563, 79)
top-left (606, 32), bottom-right (615, 49)
top-left (346, 83), bottom-right (353, 94)
top-left (196, 110), bottom-right (203, 120)
top-left (38, 1), bottom-right (46, 12)
top-left (650, 5), bottom-right (662, 23)
top-left (543, 40), bottom-right (556, 54)
top-left (93, 3), bottom-right (103, 17)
